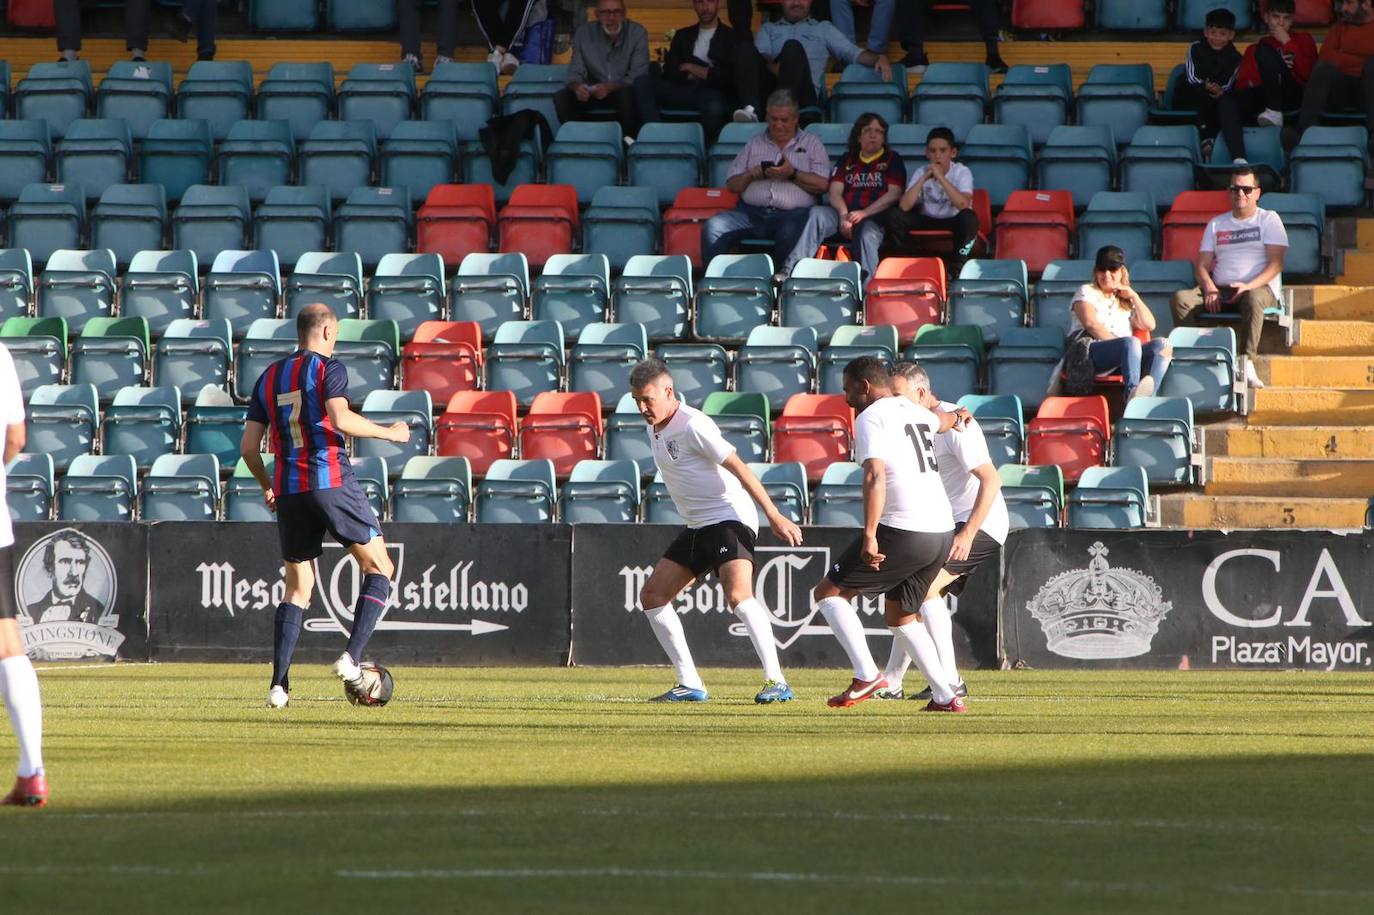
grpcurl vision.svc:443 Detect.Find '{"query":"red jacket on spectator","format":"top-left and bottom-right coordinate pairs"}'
top-left (1315, 19), bottom-right (1374, 78)
top-left (1235, 31), bottom-right (1318, 89)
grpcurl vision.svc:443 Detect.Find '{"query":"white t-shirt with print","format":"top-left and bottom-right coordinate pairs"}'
top-left (692, 26), bottom-right (716, 64)
top-left (934, 402), bottom-right (1010, 544)
top-left (1201, 207), bottom-right (1288, 299)
top-left (650, 403), bottom-right (758, 532)
top-left (0, 344), bottom-right (24, 548)
top-left (853, 396), bottom-right (954, 533)
top-left (1069, 283), bottom-right (1134, 339)
top-left (905, 161), bottom-right (974, 220)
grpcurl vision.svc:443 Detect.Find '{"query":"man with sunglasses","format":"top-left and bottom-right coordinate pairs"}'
top-left (1170, 165), bottom-right (1287, 389)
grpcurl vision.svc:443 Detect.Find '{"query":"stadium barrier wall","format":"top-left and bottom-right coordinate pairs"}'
top-left (1000, 530), bottom-right (1374, 671)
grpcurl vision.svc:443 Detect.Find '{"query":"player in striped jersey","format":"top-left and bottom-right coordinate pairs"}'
top-left (240, 304), bottom-right (411, 709)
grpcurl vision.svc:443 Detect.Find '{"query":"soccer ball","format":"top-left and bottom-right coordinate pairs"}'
top-left (346, 662), bottom-right (395, 707)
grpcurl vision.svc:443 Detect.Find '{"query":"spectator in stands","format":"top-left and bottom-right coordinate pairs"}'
top-left (700, 89), bottom-right (832, 271)
top-left (829, 0), bottom-right (896, 65)
top-left (728, 0), bottom-right (753, 40)
top-left (54, 0), bottom-right (151, 61)
top-left (783, 112), bottom-right (905, 278)
top-left (633, 0), bottom-right (743, 145)
top-left (1219, 0), bottom-right (1316, 161)
top-left (1293, 0), bottom-right (1374, 147)
top-left (730, 0), bottom-right (892, 124)
top-left (894, 0), bottom-right (1009, 75)
top-left (475, 0), bottom-right (543, 75)
top-left (1068, 246), bottom-right (1171, 401)
top-left (1173, 8), bottom-right (1242, 156)
top-left (883, 126), bottom-right (978, 277)
top-left (555, 0), bottom-right (649, 139)
top-left (1171, 165), bottom-right (1287, 389)
top-left (398, 0), bottom-right (459, 74)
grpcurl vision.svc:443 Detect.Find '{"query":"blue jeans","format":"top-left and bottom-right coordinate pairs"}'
top-left (1087, 335), bottom-right (1171, 395)
top-left (829, 0), bottom-right (897, 52)
top-left (701, 203), bottom-right (814, 268)
top-left (783, 205), bottom-right (885, 278)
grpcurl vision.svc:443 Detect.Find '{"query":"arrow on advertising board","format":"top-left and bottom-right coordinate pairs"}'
top-left (304, 618), bottom-right (510, 635)
top-left (727, 623), bottom-right (890, 638)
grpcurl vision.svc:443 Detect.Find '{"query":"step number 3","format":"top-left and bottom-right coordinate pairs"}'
top-left (277, 390), bottom-right (307, 450)
top-left (904, 423), bottom-right (938, 472)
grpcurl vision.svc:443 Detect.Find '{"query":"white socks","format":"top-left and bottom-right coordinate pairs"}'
top-left (732, 598), bottom-right (785, 683)
top-left (889, 622), bottom-right (954, 705)
top-left (644, 605), bottom-right (705, 690)
top-left (882, 638), bottom-right (913, 689)
top-left (817, 596), bottom-right (880, 681)
top-left (918, 598), bottom-right (960, 688)
top-left (0, 655), bottom-right (43, 777)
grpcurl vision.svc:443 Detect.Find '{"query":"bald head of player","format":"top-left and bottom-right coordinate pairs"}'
top-left (629, 357), bottom-right (681, 429)
top-left (890, 361), bottom-right (939, 410)
top-left (296, 303), bottom-right (339, 357)
top-left (841, 356), bottom-right (895, 412)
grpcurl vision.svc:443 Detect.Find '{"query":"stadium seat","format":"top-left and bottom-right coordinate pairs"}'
top-left (225, 455), bottom-right (276, 521)
top-left (175, 61), bottom-right (254, 141)
top-left (780, 258), bottom-right (863, 345)
top-left (557, 459), bottom-right (639, 523)
top-left (498, 184), bottom-right (579, 270)
top-left (154, 318), bottom-right (233, 404)
top-left (829, 63), bottom-right (910, 126)
top-left (745, 461), bottom-right (808, 525)
top-left (7, 453), bottom-right (55, 521)
top-left (1031, 259), bottom-right (1093, 340)
top-left (0, 317), bottom-right (68, 397)
top-left (866, 257), bottom-right (945, 346)
top-left (905, 324), bottom-right (984, 399)
top-left (334, 319), bottom-right (401, 406)
top-left (58, 453), bottom-right (137, 522)
top-left (812, 461), bottom-right (864, 527)
top-left (354, 389), bottom-right (434, 472)
top-left (995, 190), bottom-right (1075, 277)
top-left (203, 249), bottom-right (282, 340)
top-left (1077, 192), bottom-right (1157, 267)
top-left (485, 319), bottom-right (564, 407)
top-left (216, 119), bottom-right (294, 204)
top-left (1201, 126), bottom-right (1285, 191)
top-left (417, 184), bottom-right (496, 268)
top-left (139, 118), bottom-right (212, 204)
top-left (642, 472), bottom-right (685, 523)
top-left (735, 326), bottom-right (818, 410)
top-left (1076, 64), bottom-right (1155, 148)
top-left (949, 259), bottom-right (1028, 348)
top-left (285, 251), bottom-right (364, 319)
top-left (1177, 0), bottom-right (1251, 30)
top-left (58, 117), bottom-right (133, 200)
top-left (0, 250), bottom-right (34, 326)
top-left (1161, 326), bottom-right (1240, 416)
top-left (818, 325), bottom-right (898, 395)
top-left (1289, 126), bottom-right (1369, 210)
top-left (401, 320), bottom-right (481, 404)
top-left (436, 390), bottom-right (517, 476)
top-left (547, 121), bottom-right (624, 206)
top-left (910, 62), bottom-right (989, 145)
top-left (337, 63), bottom-right (415, 141)
top-left (1121, 126), bottom-right (1202, 209)
top-left (71, 316), bottom-right (150, 402)
top-left (1126, 260), bottom-right (1190, 338)
top-left (0, 121), bottom-right (52, 204)
top-left (611, 254), bottom-right (692, 343)
top-left (368, 253), bottom-right (445, 342)
top-left (255, 62), bottom-right (334, 143)
top-left (1035, 126), bottom-right (1117, 209)
top-left (1096, 0), bottom-right (1168, 29)
top-left (353, 455), bottom-right (392, 520)
top-left (37, 248), bottom-right (116, 334)
top-left (663, 187), bottom-right (739, 269)
top-left (519, 391), bottom-right (602, 477)
top-left (27, 383), bottom-right (98, 472)
top-left (253, 185), bottom-right (331, 271)
top-left (707, 122), bottom-right (766, 187)
top-left (184, 386), bottom-right (248, 470)
top-left (1157, 67), bottom-right (1202, 125)
top-left (605, 393), bottom-right (654, 478)
top-left (1161, 190), bottom-right (1229, 262)
top-left (460, 131), bottom-right (541, 207)
top-left (234, 319), bottom-right (297, 399)
top-left (957, 393), bottom-right (1024, 467)
top-left (1262, 193), bottom-right (1324, 276)
top-left (773, 394), bottom-right (854, 483)
top-left (569, 322), bottom-right (647, 404)
top-left (101, 384), bottom-right (182, 471)
top-left (392, 456), bottom-right (473, 524)
top-left (451, 251), bottom-right (528, 340)
top-left (172, 185), bottom-right (251, 266)
top-left (498, 63), bottom-right (569, 131)
top-left (531, 253), bottom-right (611, 343)
top-left (655, 342), bottom-right (730, 407)
top-left (1114, 395), bottom-right (1196, 485)
top-left (959, 123), bottom-right (1032, 209)
top-left (994, 64), bottom-right (1073, 148)
top-left (1012, 0), bottom-right (1085, 30)
top-left (327, 0), bottom-right (399, 31)
top-left (250, 0), bottom-right (319, 28)
top-left (693, 253), bottom-right (775, 345)
top-left (475, 458), bottom-right (557, 523)
top-left (1026, 395), bottom-right (1110, 483)
top-left (1067, 465), bottom-right (1149, 529)
top-left (628, 122), bottom-right (705, 207)
top-left (419, 61), bottom-right (497, 142)
top-left (583, 186), bottom-right (660, 273)
top-left (91, 184), bottom-right (168, 268)
top-left (9, 183), bottom-right (87, 265)
top-left (299, 120), bottom-right (377, 204)
top-left (380, 120), bottom-right (458, 208)
top-left (14, 61), bottom-right (93, 139)
top-left (998, 463), bottom-right (1063, 528)
top-left (335, 186), bottom-right (412, 271)
top-left (987, 326), bottom-right (1063, 412)
top-left (702, 391), bottom-right (770, 464)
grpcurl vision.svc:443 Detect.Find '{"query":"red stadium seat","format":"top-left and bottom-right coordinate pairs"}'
top-left (1261, 0), bottom-right (1331, 24)
top-left (436, 390), bottom-right (516, 477)
top-left (518, 391), bottom-right (603, 477)
top-left (773, 394), bottom-right (855, 483)
top-left (1027, 395), bottom-right (1110, 483)
top-left (416, 184), bottom-right (495, 265)
top-left (1161, 190), bottom-right (1229, 263)
top-left (994, 190), bottom-right (1075, 277)
top-left (401, 321), bottom-right (482, 405)
top-left (865, 257), bottom-right (946, 346)
top-left (896, 188), bottom-right (991, 260)
top-left (1012, 0), bottom-right (1085, 29)
top-left (663, 187), bottom-right (739, 270)
top-left (498, 184), bottom-right (579, 270)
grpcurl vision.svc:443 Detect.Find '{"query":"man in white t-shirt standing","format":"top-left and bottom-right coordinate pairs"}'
top-left (1171, 164), bottom-right (1287, 389)
top-left (812, 356), bottom-right (969, 712)
top-left (877, 361), bottom-right (1009, 702)
top-left (0, 343), bottom-right (46, 808)
top-left (629, 358), bottom-right (804, 704)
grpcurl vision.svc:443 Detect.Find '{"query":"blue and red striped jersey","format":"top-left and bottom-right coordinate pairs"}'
top-left (246, 350), bottom-right (354, 495)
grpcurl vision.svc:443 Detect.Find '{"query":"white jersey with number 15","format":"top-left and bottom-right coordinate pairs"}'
top-left (853, 396), bottom-right (954, 534)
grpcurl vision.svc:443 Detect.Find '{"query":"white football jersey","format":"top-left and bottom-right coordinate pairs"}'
top-left (935, 401), bottom-right (1010, 545)
top-left (0, 343), bottom-right (23, 549)
top-left (650, 403), bottom-right (758, 532)
top-left (853, 396), bottom-right (954, 533)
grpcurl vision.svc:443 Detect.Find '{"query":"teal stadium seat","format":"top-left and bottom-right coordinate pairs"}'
top-left (1035, 125), bottom-right (1117, 209)
top-left (451, 251), bottom-right (529, 340)
top-left (812, 461), bottom-right (863, 527)
top-left (300, 120), bottom-right (377, 203)
top-left (987, 326), bottom-right (1063, 412)
top-left (643, 472), bottom-right (685, 523)
top-left (1076, 64), bottom-right (1154, 148)
top-left (155, 318), bottom-right (233, 404)
top-left (334, 319), bottom-right (401, 406)
top-left (102, 384), bottom-right (182, 471)
top-left (1114, 395), bottom-right (1196, 485)
top-left (746, 461), bottom-right (808, 525)
top-left (175, 61), bottom-right (254, 141)
top-left (707, 122), bottom-right (766, 186)
top-left (655, 342), bottom-right (729, 407)
top-left (217, 119), bottom-right (295, 204)
top-left (475, 458), bottom-right (557, 523)
top-left (780, 258), bottom-right (862, 345)
top-left (249, 0), bottom-right (320, 31)
top-left (285, 251), bottom-right (364, 319)
top-left (959, 123), bottom-right (1032, 208)
top-left (27, 383), bottom-right (98, 472)
top-left (958, 393), bottom-right (1025, 467)
top-left (0, 250), bottom-right (34, 325)
top-left (7, 453), bottom-right (54, 521)
top-left (328, 0), bottom-right (399, 31)
top-left (337, 63), bottom-right (416, 141)
top-left (1261, 193), bottom-right (1325, 276)
top-left (204, 250), bottom-right (282, 338)
top-left (368, 252), bottom-right (446, 342)
top-left (605, 393), bottom-right (655, 478)
top-left (392, 456), bottom-right (472, 524)
top-left (628, 122), bottom-right (705, 207)
top-left (993, 63), bottom-right (1073, 147)
top-left (910, 62), bottom-right (989, 145)
top-left (1161, 326), bottom-right (1240, 417)
top-left (999, 463), bottom-right (1063, 528)
top-left (819, 325), bottom-right (897, 395)
top-left (58, 453), bottom-right (137, 522)
top-left (37, 248), bottom-right (116, 334)
top-left (15, 61), bottom-right (93, 139)
top-left (253, 185), bottom-right (331, 270)
top-left (531, 253), bottom-right (611, 343)
top-left (141, 453), bottom-right (221, 521)
top-left (225, 456), bottom-right (275, 521)
top-left (1096, 0), bottom-right (1168, 29)
top-left (905, 324), bottom-right (984, 399)
top-left (547, 120), bottom-right (625, 207)
top-left (335, 186), bottom-right (413, 270)
top-left (568, 322), bottom-right (647, 404)
top-left (354, 389), bottom-right (433, 471)
top-left (1067, 465), bottom-right (1149, 529)
top-left (1121, 126), bottom-right (1201, 208)
top-left (381, 120), bottom-right (458, 208)
top-left (352, 455), bottom-right (390, 519)
top-left (829, 63), bottom-right (909, 126)
top-left (184, 386), bottom-right (247, 470)
top-left (557, 459), bottom-right (640, 524)
top-left (735, 326), bottom-right (818, 410)
top-left (1077, 192), bottom-right (1157, 267)
top-left (234, 318), bottom-right (297, 399)
top-left (693, 253), bottom-right (775, 345)
top-left (1177, 0), bottom-right (1251, 30)
top-left (420, 62), bottom-right (497, 142)
top-left (9, 184), bottom-right (86, 265)
top-left (255, 63), bottom-right (334, 142)
top-left (92, 184), bottom-right (168, 268)
top-left (500, 64), bottom-right (570, 131)
top-left (485, 319), bottom-right (565, 408)
top-left (96, 61), bottom-right (173, 141)
top-left (173, 184), bottom-right (250, 266)
top-left (1032, 259), bottom-right (1093, 340)
top-left (703, 391), bottom-right (770, 464)
top-left (611, 254), bottom-right (692, 343)
top-left (949, 258), bottom-right (1029, 348)
top-left (1289, 126), bottom-right (1368, 210)
top-left (583, 186), bottom-right (660, 272)
top-left (0, 317), bottom-right (68, 397)
top-left (0, 121), bottom-right (52, 204)
top-left (139, 119), bottom-right (212, 203)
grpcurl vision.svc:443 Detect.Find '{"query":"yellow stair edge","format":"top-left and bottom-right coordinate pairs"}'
top-left (1206, 457), bottom-right (1374, 497)
top-left (1159, 494), bottom-right (1369, 529)
top-left (1257, 356), bottom-right (1374, 389)
top-left (1207, 425), bottom-right (1374, 459)
top-left (1247, 388), bottom-right (1374, 425)
top-left (1291, 320), bottom-right (1374, 356)
top-left (1289, 285), bottom-right (1374, 321)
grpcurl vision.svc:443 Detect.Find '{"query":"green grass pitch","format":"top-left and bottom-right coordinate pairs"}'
top-left (2, 664), bottom-right (1373, 914)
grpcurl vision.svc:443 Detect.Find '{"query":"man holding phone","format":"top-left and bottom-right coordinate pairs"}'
top-left (1170, 164), bottom-right (1287, 390)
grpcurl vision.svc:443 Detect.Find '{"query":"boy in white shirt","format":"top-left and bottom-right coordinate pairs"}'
top-left (883, 126), bottom-right (980, 275)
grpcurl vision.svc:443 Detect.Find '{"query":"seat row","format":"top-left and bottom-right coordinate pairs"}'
top-left (1011, 0), bottom-right (1331, 32)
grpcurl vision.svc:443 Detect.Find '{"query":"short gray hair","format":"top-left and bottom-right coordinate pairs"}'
top-left (891, 360), bottom-right (931, 391)
top-left (629, 357), bottom-right (671, 391)
top-left (765, 89), bottom-right (799, 114)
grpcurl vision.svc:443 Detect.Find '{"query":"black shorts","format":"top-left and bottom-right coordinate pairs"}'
top-left (275, 482), bottom-right (381, 563)
top-left (0, 547), bottom-right (13, 619)
top-left (827, 524), bottom-right (953, 612)
top-left (941, 522), bottom-right (1003, 597)
top-left (662, 520), bottom-right (757, 578)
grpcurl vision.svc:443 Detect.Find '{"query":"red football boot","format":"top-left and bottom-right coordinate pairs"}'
top-left (921, 696), bottom-right (968, 713)
top-left (827, 675), bottom-right (888, 708)
top-left (1, 773), bottom-right (48, 807)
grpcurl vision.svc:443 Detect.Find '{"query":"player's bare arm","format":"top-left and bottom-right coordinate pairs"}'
top-left (325, 397), bottom-right (411, 443)
top-left (4, 419), bottom-right (24, 463)
top-left (933, 406), bottom-right (971, 433)
top-left (239, 419), bottom-right (276, 512)
top-left (950, 462), bottom-right (1001, 562)
top-left (860, 457), bottom-right (887, 569)
top-left (721, 452), bottom-right (803, 546)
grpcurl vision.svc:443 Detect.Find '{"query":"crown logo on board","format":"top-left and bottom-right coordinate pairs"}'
top-left (1027, 542), bottom-right (1172, 660)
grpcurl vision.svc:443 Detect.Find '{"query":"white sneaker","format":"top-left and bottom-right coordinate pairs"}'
top-left (1131, 376), bottom-right (1155, 400)
top-left (332, 651), bottom-right (361, 682)
top-left (501, 52), bottom-right (520, 75)
top-left (266, 685), bottom-right (289, 708)
top-left (1257, 108), bottom-right (1283, 128)
top-left (1244, 360), bottom-right (1265, 389)
top-left (733, 105), bottom-right (758, 123)
top-left (487, 48), bottom-right (505, 70)
top-left (1232, 157), bottom-right (1248, 165)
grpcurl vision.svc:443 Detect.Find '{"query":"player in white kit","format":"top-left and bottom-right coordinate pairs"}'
top-left (0, 342), bottom-right (46, 806)
top-left (876, 360), bottom-right (1010, 701)
top-left (812, 356), bottom-right (969, 712)
top-left (629, 359), bottom-right (805, 704)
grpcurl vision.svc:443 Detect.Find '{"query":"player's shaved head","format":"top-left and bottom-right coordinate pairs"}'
top-left (629, 357), bottom-right (672, 392)
top-left (629, 358), bottom-right (678, 427)
top-left (296, 303), bottom-right (338, 343)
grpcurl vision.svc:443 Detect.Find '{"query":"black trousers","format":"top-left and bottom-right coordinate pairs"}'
top-left (1172, 82), bottom-right (1223, 140)
top-left (1218, 44), bottom-right (1304, 159)
top-left (884, 206), bottom-right (980, 260)
top-left (733, 39), bottom-right (818, 114)
top-left (55, 0), bottom-right (150, 52)
top-left (554, 85), bottom-right (639, 138)
top-left (633, 75), bottom-right (731, 144)
top-left (729, 0), bottom-right (753, 39)
top-left (897, 0), bottom-right (999, 52)
top-left (398, 0), bottom-right (461, 57)
top-left (1298, 57), bottom-right (1374, 134)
